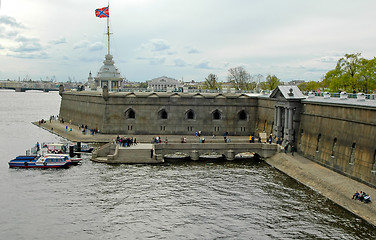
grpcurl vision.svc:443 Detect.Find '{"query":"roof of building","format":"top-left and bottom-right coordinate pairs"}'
top-left (270, 85), bottom-right (306, 100)
top-left (95, 54), bottom-right (124, 80)
top-left (148, 76), bottom-right (183, 86)
top-left (303, 95), bottom-right (376, 108)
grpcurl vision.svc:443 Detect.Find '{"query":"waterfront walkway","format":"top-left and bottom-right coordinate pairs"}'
top-left (267, 152), bottom-right (376, 226)
top-left (34, 120), bottom-right (251, 144)
top-left (34, 120), bottom-right (376, 226)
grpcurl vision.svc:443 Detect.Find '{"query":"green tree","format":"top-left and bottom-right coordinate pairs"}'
top-left (298, 81), bottom-right (321, 92)
top-left (264, 74), bottom-right (280, 90)
top-left (324, 53), bottom-right (362, 92)
top-left (139, 82), bottom-right (148, 88)
top-left (203, 73), bottom-right (221, 90)
top-left (227, 67), bottom-right (252, 90)
top-left (357, 58), bottom-right (376, 93)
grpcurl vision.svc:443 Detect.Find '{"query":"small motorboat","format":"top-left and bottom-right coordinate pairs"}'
top-left (8, 154), bottom-right (71, 168)
top-left (199, 152), bottom-right (226, 161)
top-left (234, 152), bottom-right (262, 162)
top-left (72, 143), bottom-right (94, 153)
top-left (234, 152), bottom-right (255, 160)
top-left (163, 152), bottom-right (190, 162)
top-left (43, 143), bottom-right (82, 165)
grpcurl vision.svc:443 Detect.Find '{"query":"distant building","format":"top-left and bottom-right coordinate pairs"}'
top-left (148, 76), bottom-right (183, 91)
top-left (288, 80), bottom-right (305, 86)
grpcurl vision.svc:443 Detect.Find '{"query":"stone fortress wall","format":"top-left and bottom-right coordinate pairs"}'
top-left (299, 100), bottom-right (376, 186)
top-left (58, 87), bottom-right (376, 186)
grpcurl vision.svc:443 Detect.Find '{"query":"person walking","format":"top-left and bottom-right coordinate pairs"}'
top-left (291, 145), bottom-right (295, 156)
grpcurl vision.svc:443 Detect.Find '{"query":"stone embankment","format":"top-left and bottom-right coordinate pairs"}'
top-left (35, 120), bottom-right (376, 226)
top-left (267, 152), bottom-right (376, 226)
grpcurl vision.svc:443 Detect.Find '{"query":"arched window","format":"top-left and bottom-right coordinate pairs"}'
top-left (331, 137), bottom-right (337, 157)
top-left (125, 108), bottom-right (135, 119)
top-left (158, 109), bottom-right (168, 119)
top-left (238, 110), bottom-right (247, 121)
top-left (263, 120), bottom-right (267, 131)
top-left (349, 142), bottom-right (356, 165)
top-left (212, 110), bottom-right (221, 120)
top-left (316, 134), bottom-right (321, 152)
top-left (185, 109), bottom-right (195, 120)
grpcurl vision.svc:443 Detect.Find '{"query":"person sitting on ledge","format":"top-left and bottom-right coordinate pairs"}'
top-left (352, 191), bottom-right (359, 200)
top-left (359, 191), bottom-right (365, 202)
top-left (364, 194), bottom-right (371, 203)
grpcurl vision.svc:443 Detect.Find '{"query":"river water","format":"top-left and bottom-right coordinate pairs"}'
top-left (0, 90), bottom-right (375, 240)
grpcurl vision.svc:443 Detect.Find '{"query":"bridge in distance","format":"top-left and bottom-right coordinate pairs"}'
top-left (0, 80), bottom-right (79, 92)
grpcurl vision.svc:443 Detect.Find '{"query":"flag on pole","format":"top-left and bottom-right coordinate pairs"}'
top-left (95, 6), bottom-right (109, 18)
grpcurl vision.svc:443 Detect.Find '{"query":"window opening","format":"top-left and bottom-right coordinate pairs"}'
top-left (349, 142), bottom-right (356, 165)
top-left (238, 110), bottom-right (247, 121)
top-left (331, 137), bottom-right (337, 157)
top-left (316, 134), bottom-right (321, 152)
top-left (212, 110), bottom-right (221, 120)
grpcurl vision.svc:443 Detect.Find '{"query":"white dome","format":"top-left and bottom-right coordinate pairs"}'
top-left (96, 54), bottom-right (124, 80)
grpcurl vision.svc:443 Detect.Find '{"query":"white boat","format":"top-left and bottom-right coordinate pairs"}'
top-left (9, 154), bottom-right (71, 168)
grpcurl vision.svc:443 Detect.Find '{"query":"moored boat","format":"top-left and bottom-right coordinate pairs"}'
top-left (72, 142), bottom-right (94, 153)
top-left (199, 152), bottom-right (226, 161)
top-left (163, 152), bottom-right (190, 162)
top-left (43, 143), bottom-right (82, 165)
top-left (234, 152), bottom-right (255, 160)
top-left (8, 154), bottom-right (71, 168)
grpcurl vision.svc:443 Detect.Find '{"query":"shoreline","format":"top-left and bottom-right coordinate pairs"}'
top-left (266, 152), bottom-right (376, 227)
top-left (35, 120), bottom-right (376, 227)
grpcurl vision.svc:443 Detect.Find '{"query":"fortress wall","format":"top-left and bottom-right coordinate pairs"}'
top-left (102, 93), bottom-right (259, 135)
top-left (255, 98), bottom-right (276, 136)
top-left (59, 90), bottom-right (376, 186)
top-left (59, 92), bottom-right (106, 131)
top-left (299, 102), bottom-right (376, 186)
top-left (59, 92), bottom-right (259, 136)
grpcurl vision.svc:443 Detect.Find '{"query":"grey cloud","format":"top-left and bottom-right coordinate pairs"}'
top-left (15, 35), bottom-right (39, 43)
top-left (187, 47), bottom-right (200, 54)
top-left (73, 40), bottom-right (90, 49)
top-left (174, 58), bottom-right (186, 67)
top-left (49, 37), bottom-right (67, 45)
top-left (319, 56), bottom-right (339, 63)
top-left (12, 42), bottom-right (43, 52)
top-left (150, 39), bottom-right (170, 51)
top-left (7, 51), bottom-right (48, 59)
top-left (140, 39), bottom-right (171, 52)
top-left (0, 15), bottom-right (25, 28)
top-left (73, 40), bottom-right (104, 51)
top-left (137, 56), bottom-right (166, 65)
top-left (11, 35), bottom-right (43, 52)
top-left (88, 42), bottom-right (104, 51)
top-left (195, 60), bottom-right (214, 69)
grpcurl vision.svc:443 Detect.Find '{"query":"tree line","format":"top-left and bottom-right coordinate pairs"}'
top-left (203, 66), bottom-right (280, 91)
top-left (203, 53), bottom-right (376, 93)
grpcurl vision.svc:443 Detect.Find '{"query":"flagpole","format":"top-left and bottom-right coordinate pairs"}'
top-left (106, 4), bottom-right (110, 56)
top-left (107, 16), bottom-right (110, 55)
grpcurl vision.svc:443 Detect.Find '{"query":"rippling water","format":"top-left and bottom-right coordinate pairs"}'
top-left (0, 90), bottom-right (375, 240)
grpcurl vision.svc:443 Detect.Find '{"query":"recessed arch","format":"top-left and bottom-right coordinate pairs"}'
top-left (349, 142), bottom-right (356, 165)
top-left (185, 109), bottom-right (195, 120)
top-left (125, 108), bottom-right (136, 119)
top-left (316, 133), bottom-right (321, 152)
top-left (238, 110), bottom-right (247, 121)
top-left (331, 137), bottom-right (337, 157)
top-left (158, 109), bottom-right (168, 119)
top-left (212, 109), bottom-right (222, 120)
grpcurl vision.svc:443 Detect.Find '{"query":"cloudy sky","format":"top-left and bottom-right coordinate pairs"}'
top-left (1, 0), bottom-right (376, 83)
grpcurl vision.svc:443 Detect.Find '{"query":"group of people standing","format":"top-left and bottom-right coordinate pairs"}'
top-left (152, 136), bottom-right (168, 144)
top-left (117, 136), bottom-right (136, 147)
top-left (352, 191), bottom-right (372, 203)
